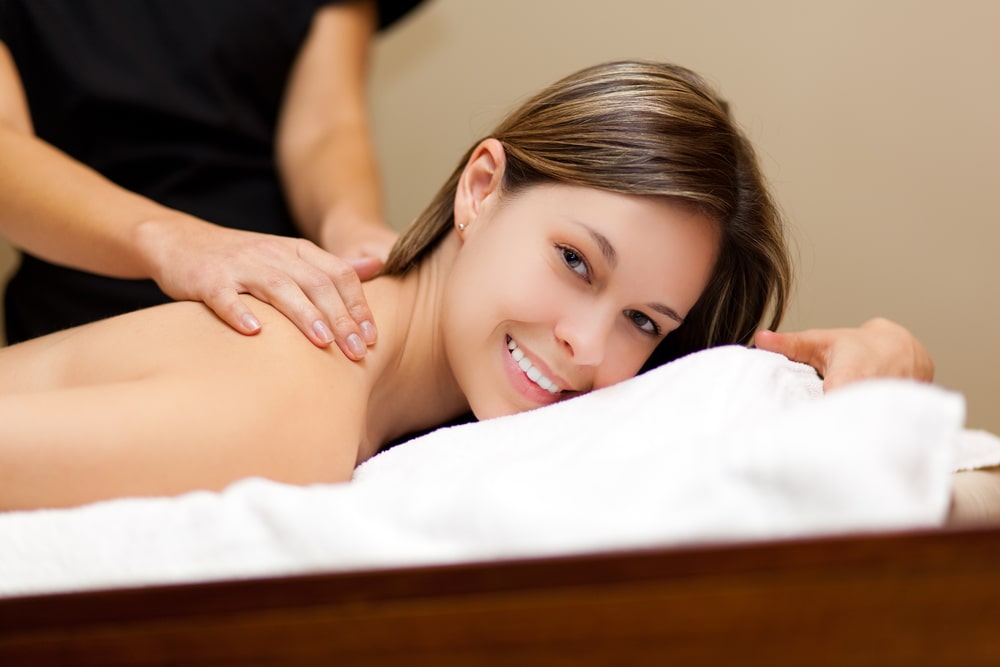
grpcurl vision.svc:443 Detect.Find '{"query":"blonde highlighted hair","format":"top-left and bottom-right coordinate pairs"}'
top-left (383, 60), bottom-right (791, 369)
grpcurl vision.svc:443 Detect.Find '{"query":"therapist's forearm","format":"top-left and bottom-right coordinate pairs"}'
top-left (282, 123), bottom-right (385, 247)
top-left (274, 0), bottom-right (388, 251)
top-left (0, 120), bottom-right (201, 280)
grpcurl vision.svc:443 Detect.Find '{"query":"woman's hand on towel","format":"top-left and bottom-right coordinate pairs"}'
top-left (753, 317), bottom-right (934, 391)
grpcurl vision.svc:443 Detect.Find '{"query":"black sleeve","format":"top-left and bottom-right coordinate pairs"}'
top-left (374, 0), bottom-right (427, 31)
top-left (0, 0), bottom-right (13, 43)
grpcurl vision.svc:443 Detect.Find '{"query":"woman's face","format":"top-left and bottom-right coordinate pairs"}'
top-left (443, 182), bottom-right (720, 420)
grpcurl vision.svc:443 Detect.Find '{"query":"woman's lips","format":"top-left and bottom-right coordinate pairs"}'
top-left (503, 335), bottom-right (567, 406)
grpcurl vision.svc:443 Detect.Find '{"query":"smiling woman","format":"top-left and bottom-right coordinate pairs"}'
top-left (439, 176), bottom-right (720, 418)
top-left (383, 60), bottom-right (791, 370)
top-left (0, 60), bottom-right (939, 511)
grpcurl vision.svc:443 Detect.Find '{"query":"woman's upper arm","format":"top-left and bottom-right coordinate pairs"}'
top-left (0, 40), bottom-right (33, 134)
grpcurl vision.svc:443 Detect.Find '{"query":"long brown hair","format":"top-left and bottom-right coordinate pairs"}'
top-left (382, 60), bottom-right (792, 369)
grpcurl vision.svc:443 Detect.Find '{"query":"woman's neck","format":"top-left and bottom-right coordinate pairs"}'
top-left (357, 234), bottom-right (468, 458)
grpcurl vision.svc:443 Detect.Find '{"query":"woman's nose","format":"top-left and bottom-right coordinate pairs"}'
top-left (554, 308), bottom-right (614, 367)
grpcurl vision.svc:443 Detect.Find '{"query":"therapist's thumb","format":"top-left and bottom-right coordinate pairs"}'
top-left (346, 256), bottom-right (384, 282)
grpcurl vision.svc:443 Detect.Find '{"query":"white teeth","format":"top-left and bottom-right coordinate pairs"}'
top-left (507, 337), bottom-right (560, 394)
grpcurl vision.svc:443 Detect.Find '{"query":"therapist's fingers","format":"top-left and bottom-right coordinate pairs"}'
top-left (176, 239), bottom-right (374, 354)
top-left (235, 243), bottom-right (381, 358)
top-left (345, 255), bottom-right (384, 282)
top-left (200, 287), bottom-right (264, 335)
top-left (145, 220), bottom-right (383, 355)
top-left (291, 243), bottom-right (382, 350)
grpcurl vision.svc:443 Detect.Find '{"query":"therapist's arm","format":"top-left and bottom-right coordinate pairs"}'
top-left (0, 40), bottom-right (377, 355)
top-left (276, 0), bottom-right (397, 265)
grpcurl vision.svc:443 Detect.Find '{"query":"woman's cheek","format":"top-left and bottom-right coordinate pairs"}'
top-left (602, 331), bottom-right (654, 386)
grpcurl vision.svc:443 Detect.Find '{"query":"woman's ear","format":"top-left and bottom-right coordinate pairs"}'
top-left (453, 138), bottom-right (506, 238)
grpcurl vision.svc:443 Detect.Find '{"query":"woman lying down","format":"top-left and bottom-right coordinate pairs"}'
top-left (0, 60), bottom-right (996, 522)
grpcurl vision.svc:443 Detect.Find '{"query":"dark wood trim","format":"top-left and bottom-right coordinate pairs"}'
top-left (3, 526), bottom-right (1000, 665)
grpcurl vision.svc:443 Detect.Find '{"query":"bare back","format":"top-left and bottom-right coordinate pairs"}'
top-left (0, 297), bottom-right (368, 510)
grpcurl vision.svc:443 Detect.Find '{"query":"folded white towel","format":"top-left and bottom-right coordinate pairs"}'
top-left (1, 346), bottom-right (996, 597)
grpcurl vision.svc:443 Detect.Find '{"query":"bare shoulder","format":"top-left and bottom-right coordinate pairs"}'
top-left (167, 296), bottom-right (372, 483)
top-left (168, 294), bottom-right (370, 407)
top-left (3, 295), bottom-right (371, 453)
top-left (1, 296), bottom-right (360, 391)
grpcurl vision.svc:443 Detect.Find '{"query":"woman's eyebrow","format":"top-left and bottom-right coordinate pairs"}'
top-left (572, 221), bottom-right (617, 267)
top-left (571, 221), bottom-right (684, 324)
top-left (648, 302), bottom-right (684, 324)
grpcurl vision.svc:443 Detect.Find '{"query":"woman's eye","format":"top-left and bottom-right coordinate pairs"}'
top-left (626, 309), bottom-right (660, 336)
top-left (558, 245), bottom-right (589, 280)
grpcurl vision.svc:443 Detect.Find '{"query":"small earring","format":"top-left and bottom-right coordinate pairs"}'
top-left (458, 223), bottom-right (466, 231)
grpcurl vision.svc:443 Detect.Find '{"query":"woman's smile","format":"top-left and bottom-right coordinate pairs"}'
top-left (503, 335), bottom-right (568, 406)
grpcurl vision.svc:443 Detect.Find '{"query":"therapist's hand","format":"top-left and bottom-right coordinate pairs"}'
top-left (140, 218), bottom-right (381, 358)
top-left (753, 317), bottom-right (934, 391)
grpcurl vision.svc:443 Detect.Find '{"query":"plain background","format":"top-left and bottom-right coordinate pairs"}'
top-left (1, 0), bottom-right (997, 435)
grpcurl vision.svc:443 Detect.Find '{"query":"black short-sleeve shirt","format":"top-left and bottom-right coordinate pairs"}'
top-left (0, 0), bottom-right (423, 342)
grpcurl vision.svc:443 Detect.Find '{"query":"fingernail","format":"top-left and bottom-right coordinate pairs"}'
top-left (241, 313), bottom-right (261, 332)
top-left (312, 320), bottom-right (334, 344)
top-left (347, 333), bottom-right (366, 358)
top-left (360, 320), bottom-right (377, 345)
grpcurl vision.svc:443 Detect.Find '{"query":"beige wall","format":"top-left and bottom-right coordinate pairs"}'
top-left (2, 0), bottom-right (996, 434)
top-left (369, 0), bottom-right (1000, 434)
